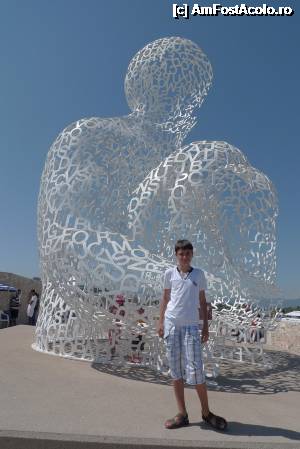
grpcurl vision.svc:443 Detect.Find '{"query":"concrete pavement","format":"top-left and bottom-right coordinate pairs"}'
top-left (1, 325), bottom-right (299, 449)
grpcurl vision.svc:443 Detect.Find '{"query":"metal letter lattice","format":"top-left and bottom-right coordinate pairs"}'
top-left (33, 37), bottom-right (281, 376)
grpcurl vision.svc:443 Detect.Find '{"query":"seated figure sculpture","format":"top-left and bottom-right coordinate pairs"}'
top-left (34, 37), bottom-right (279, 370)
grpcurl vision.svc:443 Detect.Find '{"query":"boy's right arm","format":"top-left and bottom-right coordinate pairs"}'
top-left (157, 289), bottom-right (170, 337)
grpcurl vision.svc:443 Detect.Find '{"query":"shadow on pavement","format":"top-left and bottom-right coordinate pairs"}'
top-left (92, 349), bottom-right (300, 395)
top-left (194, 420), bottom-right (300, 441)
top-left (213, 350), bottom-right (300, 394)
top-left (91, 362), bottom-right (173, 385)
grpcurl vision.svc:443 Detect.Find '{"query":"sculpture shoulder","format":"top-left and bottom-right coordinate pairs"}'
top-left (50, 117), bottom-right (119, 150)
top-left (46, 115), bottom-right (136, 165)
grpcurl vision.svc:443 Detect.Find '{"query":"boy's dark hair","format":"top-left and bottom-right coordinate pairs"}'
top-left (175, 239), bottom-right (193, 254)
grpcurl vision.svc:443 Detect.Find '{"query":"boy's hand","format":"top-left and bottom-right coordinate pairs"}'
top-left (157, 321), bottom-right (164, 338)
top-left (201, 326), bottom-right (209, 343)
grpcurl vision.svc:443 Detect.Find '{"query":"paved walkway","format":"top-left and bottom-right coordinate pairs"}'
top-left (1, 325), bottom-right (300, 448)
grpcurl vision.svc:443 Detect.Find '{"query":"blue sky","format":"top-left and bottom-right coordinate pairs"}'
top-left (0, 0), bottom-right (299, 298)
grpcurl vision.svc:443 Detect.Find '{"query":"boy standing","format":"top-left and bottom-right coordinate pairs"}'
top-left (157, 239), bottom-right (227, 431)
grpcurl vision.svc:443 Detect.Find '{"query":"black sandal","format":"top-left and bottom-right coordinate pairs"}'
top-left (202, 411), bottom-right (227, 431)
top-left (165, 412), bottom-right (189, 429)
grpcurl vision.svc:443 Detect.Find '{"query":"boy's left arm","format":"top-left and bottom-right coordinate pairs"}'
top-left (199, 290), bottom-right (209, 343)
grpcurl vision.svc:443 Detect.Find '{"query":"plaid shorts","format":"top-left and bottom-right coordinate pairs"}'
top-left (164, 322), bottom-right (205, 385)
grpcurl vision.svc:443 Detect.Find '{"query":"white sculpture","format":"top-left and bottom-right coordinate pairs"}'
top-left (34, 37), bottom-right (280, 373)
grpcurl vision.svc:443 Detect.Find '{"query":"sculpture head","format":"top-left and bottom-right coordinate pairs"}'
top-left (125, 37), bottom-right (213, 132)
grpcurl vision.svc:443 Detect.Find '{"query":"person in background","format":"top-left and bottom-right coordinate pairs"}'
top-left (9, 289), bottom-right (21, 326)
top-left (108, 294), bottom-right (125, 356)
top-left (33, 292), bottom-right (40, 325)
top-left (130, 306), bottom-right (147, 363)
top-left (27, 289), bottom-right (38, 325)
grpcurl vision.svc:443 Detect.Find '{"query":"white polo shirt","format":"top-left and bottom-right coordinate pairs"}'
top-left (163, 266), bottom-right (207, 326)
